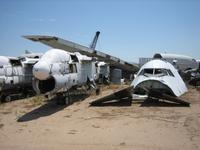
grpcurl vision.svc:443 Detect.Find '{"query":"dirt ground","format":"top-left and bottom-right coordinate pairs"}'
top-left (0, 86), bottom-right (200, 150)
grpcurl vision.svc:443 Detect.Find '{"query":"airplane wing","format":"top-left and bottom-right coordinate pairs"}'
top-left (147, 89), bottom-right (190, 106)
top-left (90, 86), bottom-right (190, 106)
top-left (23, 35), bottom-right (139, 73)
top-left (90, 86), bottom-right (133, 106)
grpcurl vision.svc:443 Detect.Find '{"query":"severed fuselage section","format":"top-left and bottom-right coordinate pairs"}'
top-left (131, 59), bottom-right (188, 97)
top-left (90, 59), bottom-right (189, 106)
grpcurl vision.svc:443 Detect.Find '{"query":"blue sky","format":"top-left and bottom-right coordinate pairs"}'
top-left (0, 0), bottom-right (200, 62)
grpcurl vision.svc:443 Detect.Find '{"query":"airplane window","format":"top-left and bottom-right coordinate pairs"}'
top-left (139, 69), bottom-right (154, 77)
top-left (10, 59), bottom-right (22, 66)
top-left (69, 64), bottom-right (73, 73)
top-left (139, 68), bottom-right (175, 77)
top-left (144, 69), bottom-right (153, 74)
top-left (73, 64), bottom-right (77, 73)
top-left (138, 69), bottom-right (144, 76)
top-left (69, 64), bottom-right (77, 73)
top-left (70, 55), bottom-right (79, 62)
top-left (154, 69), bottom-right (162, 74)
top-left (167, 69), bottom-right (175, 77)
top-left (154, 69), bottom-right (168, 77)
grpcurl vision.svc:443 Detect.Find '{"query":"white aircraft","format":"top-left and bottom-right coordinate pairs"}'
top-left (23, 32), bottom-right (191, 106)
top-left (90, 58), bottom-right (190, 106)
top-left (32, 49), bottom-right (98, 104)
top-left (23, 33), bottom-right (190, 106)
top-left (132, 59), bottom-right (188, 97)
top-left (0, 53), bottom-right (41, 102)
top-left (23, 32), bottom-right (139, 105)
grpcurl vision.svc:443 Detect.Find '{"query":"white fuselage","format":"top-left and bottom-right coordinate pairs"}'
top-left (131, 59), bottom-right (188, 97)
top-left (0, 55), bottom-right (40, 93)
top-left (32, 49), bottom-right (97, 94)
top-left (0, 56), bottom-right (24, 91)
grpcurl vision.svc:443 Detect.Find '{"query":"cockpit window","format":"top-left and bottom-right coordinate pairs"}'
top-left (167, 69), bottom-right (175, 77)
top-left (138, 69), bottom-right (154, 77)
top-left (144, 69), bottom-right (154, 74)
top-left (139, 68), bottom-right (175, 77)
top-left (154, 69), bottom-right (168, 76)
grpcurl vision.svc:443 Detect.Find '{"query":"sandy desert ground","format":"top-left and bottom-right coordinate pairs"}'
top-left (0, 85), bottom-right (200, 150)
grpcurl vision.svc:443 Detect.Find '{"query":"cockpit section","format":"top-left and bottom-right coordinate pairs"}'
top-left (39, 49), bottom-right (71, 63)
top-left (138, 68), bottom-right (175, 77)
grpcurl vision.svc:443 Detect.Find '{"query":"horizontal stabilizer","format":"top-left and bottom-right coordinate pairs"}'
top-left (90, 86), bottom-right (133, 106)
top-left (148, 89), bottom-right (190, 106)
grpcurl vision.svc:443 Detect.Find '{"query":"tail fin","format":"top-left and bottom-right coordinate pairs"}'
top-left (89, 31), bottom-right (100, 50)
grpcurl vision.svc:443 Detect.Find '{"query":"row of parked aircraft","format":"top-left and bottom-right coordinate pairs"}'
top-left (0, 31), bottom-right (193, 106)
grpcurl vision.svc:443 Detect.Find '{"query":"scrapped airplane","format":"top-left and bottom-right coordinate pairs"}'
top-left (23, 32), bottom-right (189, 106)
top-left (0, 53), bottom-right (41, 102)
top-left (132, 59), bottom-right (188, 97)
top-left (32, 49), bottom-right (98, 104)
top-left (23, 32), bottom-right (139, 104)
top-left (90, 58), bottom-right (190, 106)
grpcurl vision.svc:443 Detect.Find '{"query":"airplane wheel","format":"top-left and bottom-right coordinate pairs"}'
top-left (5, 96), bottom-right (11, 102)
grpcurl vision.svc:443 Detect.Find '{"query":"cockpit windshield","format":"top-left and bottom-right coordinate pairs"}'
top-left (139, 68), bottom-right (174, 77)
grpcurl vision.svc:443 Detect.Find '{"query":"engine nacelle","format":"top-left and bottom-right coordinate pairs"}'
top-left (32, 74), bottom-right (69, 94)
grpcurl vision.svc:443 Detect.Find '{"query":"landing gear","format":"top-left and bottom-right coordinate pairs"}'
top-left (5, 96), bottom-right (11, 102)
top-left (56, 90), bottom-right (71, 105)
top-left (0, 94), bottom-right (11, 102)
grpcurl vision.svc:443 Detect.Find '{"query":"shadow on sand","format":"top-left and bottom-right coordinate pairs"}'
top-left (17, 100), bottom-right (65, 122)
top-left (17, 94), bottom-right (89, 122)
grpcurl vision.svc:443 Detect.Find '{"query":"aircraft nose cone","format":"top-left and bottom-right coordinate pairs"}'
top-left (33, 61), bottom-right (50, 80)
